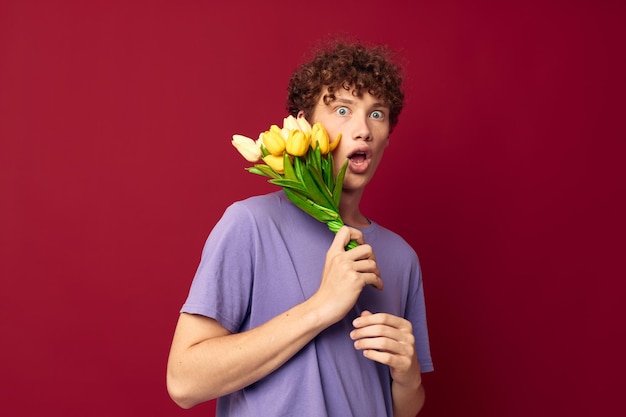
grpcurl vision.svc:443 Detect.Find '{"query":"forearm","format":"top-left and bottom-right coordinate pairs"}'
top-left (168, 227), bottom-right (380, 409)
top-left (392, 377), bottom-right (425, 417)
top-left (167, 296), bottom-right (333, 408)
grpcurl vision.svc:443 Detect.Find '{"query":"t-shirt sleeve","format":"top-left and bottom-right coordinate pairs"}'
top-left (180, 202), bottom-right (256, 333)
top-left (407, 255), bottom-right (435, 373)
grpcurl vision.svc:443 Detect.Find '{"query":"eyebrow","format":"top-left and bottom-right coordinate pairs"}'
top-left (333, 97), bottom-right (389, 109)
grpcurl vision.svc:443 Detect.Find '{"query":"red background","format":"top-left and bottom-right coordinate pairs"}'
top-left (1, 0), bottom-right (624, 416)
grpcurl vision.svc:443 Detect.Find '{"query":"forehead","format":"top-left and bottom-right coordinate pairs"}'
top-left (320, 86), bottom-right (389, 109)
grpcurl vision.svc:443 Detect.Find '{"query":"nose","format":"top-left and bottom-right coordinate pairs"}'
top-left (352, 116), bottom-right (372, 141)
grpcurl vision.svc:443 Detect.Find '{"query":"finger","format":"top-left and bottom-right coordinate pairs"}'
top-left (328, 226), bottom-right (350, 254)
top-left (353, 258), bottom-right (378, 274)
top-left (344, 225), bottom-right (366, 246)
top-left (341, 245), bottom-right (376, 265)
top-left (361, 271), bottom-right (384, 291)
top-left (352, 332), bottom-right (415, 360)
top-left (360, 347), bottom-right (414, 372)
top-left (351, 324), bottom-right (401, 343)
top-left (353, 313), bottom-right (407, 330)
top-left (330, 226), bottom-right (364, 254)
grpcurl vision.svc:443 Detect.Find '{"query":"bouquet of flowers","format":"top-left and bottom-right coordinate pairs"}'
top-left (232, 115), bottom-right (358, 249)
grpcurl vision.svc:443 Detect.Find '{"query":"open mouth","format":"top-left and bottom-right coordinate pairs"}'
top-left (348, 151), bottom-right (368, 165)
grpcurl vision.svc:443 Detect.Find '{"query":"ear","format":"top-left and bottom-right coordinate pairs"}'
top-left (297, 110), bottom-right (305, 118)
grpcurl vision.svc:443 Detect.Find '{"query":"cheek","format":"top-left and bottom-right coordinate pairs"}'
top-left (378, 135), bottom-right (390, 151)
top-left (331, 152), bottom-right (345, 174)
top-left (331, 145), bottom-right (348, 172)
top-left (331, 139), bottom-right (349, 158)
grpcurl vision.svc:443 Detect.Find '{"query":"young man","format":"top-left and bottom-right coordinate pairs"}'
top-left (167, 40), bottom-right (433, 417)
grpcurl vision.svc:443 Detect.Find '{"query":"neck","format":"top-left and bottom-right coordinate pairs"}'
top-left (339, 188), bottom-right (370, 228)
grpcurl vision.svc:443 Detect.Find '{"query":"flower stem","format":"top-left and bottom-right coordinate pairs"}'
top-left (327, 219), bottom-right (359, 250)
top-left (345, 240), bottom-right (359, 250)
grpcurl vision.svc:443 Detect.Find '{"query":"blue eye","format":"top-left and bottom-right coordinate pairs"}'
top-left (336, 106), bottom-right (349, 116)
top-left (370, 110), bottom-right (384, 119)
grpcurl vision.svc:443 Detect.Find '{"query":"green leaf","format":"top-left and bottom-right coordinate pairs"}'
top-left (269, 178), bottom-right (307, 193)
top-left (307, 162), bottom-right (337, 211)
top-left (246, 167), bottom-right (267, 177)
top-left (308, 146), bottom-right (322, 174)
top-left (332, 160), bottom-right (348, 207)
top-left (293, 156), bottom-right (326, 206)
top-left (283, 153), bottom-right (297, 181)
top-left (291, 152), bottom-right (340, 212)
top-left (322, 153), bottom-right (334, 191)
top-left (284, 188), bottom-right (338, 222)
top-left (247, 164), bottom-right (281, 179)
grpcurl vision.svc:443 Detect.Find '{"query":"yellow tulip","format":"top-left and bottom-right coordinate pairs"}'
top-left (262, 127), bottom-right (286, 156)
top-left (311, 122), bottom-right (330, 154)
top-left (286, 130), bottom-right (310, 157)
top-left (232, 134), bottom-right (262, 162)
top-left (263, 154), bottom-right (284, 174)
top-left (270, 124), bottom-right (288, 140)
top-left (329, 132), bottom-right (342, 152)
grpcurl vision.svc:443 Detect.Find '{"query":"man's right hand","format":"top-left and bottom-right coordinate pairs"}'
top-left (311, 226), bottom-right (383, 324)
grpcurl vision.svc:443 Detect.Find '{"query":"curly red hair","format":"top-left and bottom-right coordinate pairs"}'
top-left (286, 39), bottom-right (405, 131)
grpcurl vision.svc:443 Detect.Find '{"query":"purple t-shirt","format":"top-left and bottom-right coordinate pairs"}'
top-left (182, 191), bottom-right (433, 416)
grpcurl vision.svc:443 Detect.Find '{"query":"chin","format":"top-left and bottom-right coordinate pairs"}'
top-left (343, 178), bottom-right (370, 193)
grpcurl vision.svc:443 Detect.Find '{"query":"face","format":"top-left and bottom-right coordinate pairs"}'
top-left (306, 87), bottom-right (391, 195)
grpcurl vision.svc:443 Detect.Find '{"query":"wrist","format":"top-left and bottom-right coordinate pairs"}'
top-left (303, 292), bottom-right (343, 329)
top-left (392, 364), bottom-right (422, 391)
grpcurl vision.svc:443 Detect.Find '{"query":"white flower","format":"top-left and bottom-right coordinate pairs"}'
top-left (232, 134), bottom-right (262, 162)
